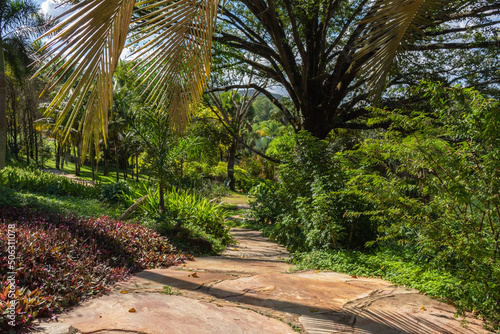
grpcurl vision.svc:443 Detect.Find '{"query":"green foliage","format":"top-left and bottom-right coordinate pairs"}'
top-left (0, 206), bottom-right (190, 331)
top-left (98, 180), bottom-right (132, 204)
top-left (0, 167), bottom-right (96, 198)
top-left (0, 185), bottom-right (121, 218)
top-left (347, 82), bottom-right (500, 325)
top-left (121, 184), bottom-right (233, 254)
top-left (250, 131), bottom-right (376, 252)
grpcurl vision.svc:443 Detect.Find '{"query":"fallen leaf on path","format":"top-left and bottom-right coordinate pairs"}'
top-left (189, 272), bottom-right (199, 278)
top-left (120, 291), bottom-right (128, 294)
top-left (128, 308), bottom-right (136, 313)
top-left (420, 305), bottom-right (426, 311)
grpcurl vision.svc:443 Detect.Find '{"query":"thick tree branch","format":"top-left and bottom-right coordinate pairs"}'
top-left (408, 40), bottom-right (500, 51)
top-left (206, 83), bottom-right (299, 130)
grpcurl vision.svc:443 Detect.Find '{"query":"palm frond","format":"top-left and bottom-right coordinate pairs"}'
top-left (32, 0), bottom-right (135, 158)
top-left (354, 0), bottom-right (444, 101)
top-left (129, 0), bottom-right (219, 130)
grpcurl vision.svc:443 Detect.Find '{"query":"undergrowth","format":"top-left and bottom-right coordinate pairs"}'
top-left (0, 206), bottom-right (191, 332)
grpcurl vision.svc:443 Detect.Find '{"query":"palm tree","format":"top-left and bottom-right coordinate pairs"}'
top-left (0, 0), bottom-right (46, 169)
top-left (31, 0), bottom-right (447, 156)
top-left (32, 0), bottom-right (220, 161)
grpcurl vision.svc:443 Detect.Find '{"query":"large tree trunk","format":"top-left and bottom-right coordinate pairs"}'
top-left (227, 137), bottom-right (237, 191)
top-left (0, 40), bottom-right (6, 170)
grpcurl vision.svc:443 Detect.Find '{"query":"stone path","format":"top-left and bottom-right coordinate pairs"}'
top-left (29, 228), bottom-right (493, 334)
top-left (40, 169), bottom-right (96, 187)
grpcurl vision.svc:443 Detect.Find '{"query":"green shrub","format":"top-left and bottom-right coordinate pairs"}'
top-left (98, 180), bottom-right (132, 204)
top-left (249, 131), bottom-right (377, 252)
top-left (121, 184), bottom-right (233, 253)
top-left (0, 166), bottom-right (95, 198)
top-left (346, 82), bottom-right (500, 326)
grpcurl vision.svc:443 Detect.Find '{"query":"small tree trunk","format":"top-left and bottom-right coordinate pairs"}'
top-left (123, 157), bottom-right (127, 179)
top-left (136, 155), bottom-right (139, 182)
top-left (76, 144), bottom-right (81, 176)
top-left (55, 141), bottom-right (60, 169)
top-left (91, 144), bottom-right (95, 182)
top-left (73, 144), bottom-right (77, 174)
top-left (227, 137), bottom-right (238, 191)
top-left (103, 150), bottom-right (108, 176)
top-left (61, 145), bottom-right (65, 170)
top-left (159, 180), bottom-right (165, 214)
top-left (0, 41), bottom-right (7, 170)
top-left (115, 147), bottom-right (119, 182)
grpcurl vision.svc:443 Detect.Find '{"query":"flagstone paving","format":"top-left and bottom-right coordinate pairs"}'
top-left (29, 228), bottom-right (493, 334)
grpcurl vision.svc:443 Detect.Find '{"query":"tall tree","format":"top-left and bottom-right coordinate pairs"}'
top-left (0, 0), bottom-right (45, 169)
top-left (207, 89), bottom-right (258, 190)
top-left (215, 0), bottom-right (500, 138)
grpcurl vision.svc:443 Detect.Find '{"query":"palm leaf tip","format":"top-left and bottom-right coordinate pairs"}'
top-left (130, 0), bottom-right (219, 130)
top-left (35, 0), bottom-right (135, 157)
top-left (354, 0), bottom-right (445, 101)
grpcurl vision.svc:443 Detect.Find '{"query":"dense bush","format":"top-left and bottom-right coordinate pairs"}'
top-left (249, 132), bottom-right (376, 252)
top-left (0, 206), bottom-right (190, 331)
top-left (121, 184), bottom-right (233, 253)
top-left (345, 82), bottom-right (500, 327)
top-left (0, 166), bottom-right (96, 198)
top-left (98, 180), bottom-right (132, 203)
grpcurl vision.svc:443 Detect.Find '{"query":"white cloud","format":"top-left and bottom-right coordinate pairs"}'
top-left (39, 0), bottom-right (67, 18)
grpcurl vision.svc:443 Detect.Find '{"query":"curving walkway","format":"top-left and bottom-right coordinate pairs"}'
top-left (29, 228), bottom-right (492, 334)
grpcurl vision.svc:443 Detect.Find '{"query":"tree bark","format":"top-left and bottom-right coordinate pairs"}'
top-left (159, 180), bottom-right (165, 214)
top-left (227, 137), bottom-right (237, 191)
top-left (91, 144), bottom-right (95, 182)
top-left (136, 155), bottom-right (139, 182)
top-left (0, 39), bottom-right (6, 170)
top-left (115, 146), bottom-right (119, 182)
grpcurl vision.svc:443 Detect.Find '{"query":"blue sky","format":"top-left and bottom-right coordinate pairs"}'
top-left (35, 0), bottom-right (67, 17)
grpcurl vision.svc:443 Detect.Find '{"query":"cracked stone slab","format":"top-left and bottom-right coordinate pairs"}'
top-left (115, 268), bottom-right (236, 292)
top-left (222, 228), bottom-right (291, 260)
top-left (350, 292), bottom-right (492, 334)
top-left (57, 292), bottom-right (297, 334)
top-left (173, 256), bottom-right (294, 275)
top-left (208, 271), bottom-right (382, 319)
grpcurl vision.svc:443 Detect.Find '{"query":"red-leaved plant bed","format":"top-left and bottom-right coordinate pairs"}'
top-left (0, 206), bottom-right (191, 331)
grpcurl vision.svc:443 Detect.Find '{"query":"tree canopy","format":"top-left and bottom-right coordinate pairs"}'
top-left (215, 0), bottom-right (500, 138)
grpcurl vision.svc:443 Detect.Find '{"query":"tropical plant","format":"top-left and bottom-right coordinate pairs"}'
top-left (347, 82), bottom-right (500, 324)
top-left (30, 0), bottom-right (498, 158)
top-left (0, 0), bottom-right (48, 169)
top-left (32, 0), bottom-right (220, 161)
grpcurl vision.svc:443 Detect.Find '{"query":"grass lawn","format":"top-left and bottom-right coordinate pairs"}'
top-left (42, 158), bottom-right (149, 185)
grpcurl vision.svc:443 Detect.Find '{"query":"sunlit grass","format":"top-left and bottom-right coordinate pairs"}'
top-left (42, 158), bottom-right (149, 185)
